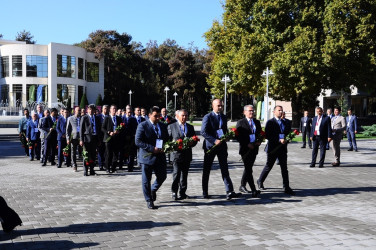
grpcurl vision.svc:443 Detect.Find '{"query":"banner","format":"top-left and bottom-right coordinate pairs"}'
top-left (37, 85), bottom-right (44, 103)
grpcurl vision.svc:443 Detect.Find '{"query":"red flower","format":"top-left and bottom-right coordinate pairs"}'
top-left (89, 160), bottom-right (94, 164)
top-left (35, 143), bottom-right (38, 147)
top-left (293, 129), bottom-right (299, 136)
top-left (120, 123), bottom-right (125, 127)
top-left (231, 127), bottom-right (239, 137)
top-left (260, 130), bottom-right (266, 137)
top-left (166, 118), bottom-right (170, 123)
top-left (85, 162), bottom-right (89, 166)
top-left (192, 135), bottom-right (200, 142)
top-left (177, 139), bottom-right (183, 144)
top-left (178, 145), bottom-right (183, 150)
top-left (29, 146), bottom-right (33, 149)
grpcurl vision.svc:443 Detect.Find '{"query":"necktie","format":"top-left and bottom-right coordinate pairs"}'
top-left (112, 116), bottom-right (116, 131)
top-left (91, 116), bottom-right (96, 134)
top-left (314, 116), bottom-right (321, 136)
top-left (218, 114), bottom-right (222, 129)
top-left (154, 124), bottom-right (160, 138)
top-left (180, 124), bottom-right (185, 136)
top-left (277, 119), bottom-right (284, 133)
top-left (249, 119), bottom-right (254, 133)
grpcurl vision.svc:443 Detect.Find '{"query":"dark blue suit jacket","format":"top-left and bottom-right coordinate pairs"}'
top-left (56, 116), bottom-right (68, 141)
top-left (135, 120), bottom-right (169, 165)
top-left (310, 116), bottom-right (332, 140)
top-left (264, 117), bottom-right (290, 154)
top-left (346, 115), bottom-right (358, 132)
top-left (26, 119), bottom-right (40, 141)
top-left (201, 112), bottom-right (228, 151)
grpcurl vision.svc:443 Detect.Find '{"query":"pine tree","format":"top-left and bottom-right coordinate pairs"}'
top-left (80, 93), bottom-right (88, 109)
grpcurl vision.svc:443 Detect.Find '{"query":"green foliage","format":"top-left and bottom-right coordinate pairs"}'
top-left (205, 0), bottom-right (376, 126)
top-left (95, 94), bottom-right (103, 106)
top-left (362, 124), bottom-right (376, 137)
top-left (167, 100), bottom-right (174, 116)
top-left (80, 93), bottom-right (88, 109)
top-left (15, 30), bottom-right (36, 44)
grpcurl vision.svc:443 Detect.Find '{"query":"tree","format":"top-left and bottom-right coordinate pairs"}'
top-left (167, 100), bottom-right (174, 116)
top-left (15, 30), bottom-right (36, 44)
top-left (66, 96), bottom-right (72, 109)
top-left (80, 93), bottom-right (88, 109)
top-left (95, 94), bottom-right (103, 106)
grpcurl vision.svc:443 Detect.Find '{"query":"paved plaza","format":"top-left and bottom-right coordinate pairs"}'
top-left (0, 129), bottom-right (375, 249)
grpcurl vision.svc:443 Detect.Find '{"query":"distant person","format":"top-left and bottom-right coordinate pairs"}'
top-left (346, 108), bottom-right (358, 152)
top-left (56, 108), bottom-right (71, 168)
top-left (330, 107), bottom-right (346, 166)
top-left (299, 111), bottom-right (312, 149)
top-left (141, 108), bottom-right (149, 120)
top-left (26, 111), bottom-right (40, 161)
top-left (40, 108), bottom-right (58, 166)
top-left (36, 104), bottom-right (44, 119)
top-left (310, 107), bottom-right (332, 168)
top-left (0, 196), bottom-right (22, 233)
top-left (325, 108), bottom-right (334, 150)
top-left (66, 107), bottom-right (81, 172)
top-left (97, 105), bottom-right (109, 171)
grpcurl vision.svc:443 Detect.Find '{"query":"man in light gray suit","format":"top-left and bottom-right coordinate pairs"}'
top-left (38, 110), bottom-right (47, 163)
top-left (66, 107), bottom-right (81, 172)
top-left (330, 107), bottom-right (346, 166)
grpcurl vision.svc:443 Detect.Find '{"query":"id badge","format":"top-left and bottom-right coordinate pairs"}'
top-left (156, 139), bottom-right (163, 149)
top-left (216, 129), bottom-right (224, 138)
top-left (249, 134), bottom-right (256, 143)
top-left (34, 128), bottom-right (39, 133)
top-left (279, 134), bottom-right (285, 139)
top-left (303, 122), bottom-right (306, 127)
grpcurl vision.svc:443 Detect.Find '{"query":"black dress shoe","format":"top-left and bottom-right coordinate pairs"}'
top-left (331, 162), bottom-right (340, 167)
top-left (284, 187), bottom-right (295, 195)
top-left (51, 162), bottom-right (56, 166)
top-left (239, 186), bottom-right (250, 193)
top-left (128, 168), bottom-right (134, 172)
top-left (301, 146), bottom-right (306, 148)
top-left (226, 192), bottom-right (242, 200)
top-left (203, 192), bottom-right (210, 199)
top-left (309, 146), bottom-right (312, 149)
top-left (99, 167), bottom-right (104, 171)
top-left (147, 201), bottom-right (157, 209)
top-left (251, 190), bottom-right (261, 198)
top-left (309, 164), bottom-right (315, 168)
top-left (348, 148), bottom-right (353, 151)
top-left (151, 190), bottom-right (157, 201)
top-left (318, 164), bottom-right (324, 168)
top-left (41, 163), bottom-right (46, 166)
top-left (178, 194), bottom-right (189, 200)
top-left (257, 180), bottom-right (265, 190)
top-left (355, 149), bottom-right (358, 152)
top-left (172, 193), bottom-right (178, 201)
top-left (57, 164), bottom-right (61, 168)
top-left (90, 171), bottom-right (96, 176)
top-left (84, 171), bottom-right (88, 176)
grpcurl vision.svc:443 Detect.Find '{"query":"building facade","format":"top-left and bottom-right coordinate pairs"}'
top-left (0, 40), bottom-right (104, 108)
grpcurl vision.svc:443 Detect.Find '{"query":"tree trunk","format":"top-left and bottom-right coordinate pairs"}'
top-left (291, 93), bottom-right (303, 129)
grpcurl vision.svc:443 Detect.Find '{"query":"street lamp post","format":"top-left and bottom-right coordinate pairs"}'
top-left (261, 67), bottom-right (274, 125)
top-left (173, 92), bottom-right (178, 110)
top-left (221, 75), bottom-right (231, 116)
top-left (128, 90), bottom-right (133, 106)
top-left (164, 86), bottom-right (170, 108)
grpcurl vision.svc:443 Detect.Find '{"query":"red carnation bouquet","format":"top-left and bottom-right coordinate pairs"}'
top-left (106, 122), bottom-right (126, 142)
top-left (240, 129), bottom-right (266, 162)
top-left (270, 129), bottom-right (299, 154)
top-left (63, 134), bottom-right (72, 157)
top-left (206, 128), bottom-right (238, 155)
top-left (46, 119), bottom-right (58, 139)
top-left (20, 132), bottom-right (27, 148)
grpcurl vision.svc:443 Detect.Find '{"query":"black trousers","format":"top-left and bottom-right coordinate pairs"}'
top-left (259, 150), bottom-right (290, 188)
top-left (240, 151), bottom-right (257, 191)
top-left (84, 136), bottom-right (98, 174)
top-left (43, 137), bottom-right (57, 164)
top-left (58, 140), bottom-right (70, 166)
top-left (202, 145), bottom-right (234, 194)
top-left (302, 130), bottom-right (311, 147)
top-left (311, 136), bottom-right (327, 166)
top-left (171, 160), bottom-right (190, 195)
top-left (105, 141), bottom-right (119, 171)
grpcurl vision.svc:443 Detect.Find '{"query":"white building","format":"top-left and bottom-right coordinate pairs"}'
top-left (0, 39), bottom-right (104, 108)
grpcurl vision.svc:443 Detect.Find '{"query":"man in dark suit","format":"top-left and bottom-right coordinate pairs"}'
top-left (168, 109), bottom-right (197, 200)
top-left (135, 107), bottom-right (169, 209)
top-left (26, 112), bottom-right (40, 161)
top-left (299, 111), bottom-right (312, 149)
top-left (120, 107), bottom-right (138, 171)
top-left (134, 107), bottom-right (146, 168)
top-left (97, 105), bottom-right (109, 170)
top-left (257, 105), bottom-right (295, 195)
top-left (236, 105), bottom-right (262, 197)
top-left (310, 107), bottom-right (332, 168)
top-left (201, 99), bottom-right (241, 200)
top-left (80, 104), bottom-right (101, 176)
top-left (40, 108), bottom-right (58, 166)
top-left (346, 108), bottom-right (358, 152)
top-left (325, 108), bottom-right (334, 150)
top-left (101, 105), bottom-right (123, 173)
top-left (160, 108), bottom-right (174, 124)
top-left (56, 108), bottom-right (71, 168)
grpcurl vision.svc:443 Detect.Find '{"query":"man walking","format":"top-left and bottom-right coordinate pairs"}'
top-left (257, 105), bottom-right (295, 195)
top-left (346, 108), bottom-right (358, 152)
top-left (330, 107), bottom-right (346, 166)
top-left (300, 111), bottom-right (312, 149)
top-left (18, 108), bottom-right (31, 156)
top-left (310, 107), bottom-right (332, 168)
top-left (236, 105), bottom-right (262, 197)
top-left (201, 99), bottom-right (241, 200)
top-left (135, 107), bottom-right (169, 209)
top-left (56, 108), bottom-right (71, 168)
top-left (168, 109), bottom-right (197, 200)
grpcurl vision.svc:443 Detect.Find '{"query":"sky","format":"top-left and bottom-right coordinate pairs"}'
top-left (0, 0), bottom-right (224, 49)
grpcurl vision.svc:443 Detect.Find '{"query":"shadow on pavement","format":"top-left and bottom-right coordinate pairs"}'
top-left (0, 240), bottom-right (98, 250)
top-left (0, 221), bottom-right (181, 241)
top-left (295, 186), bottom-right (376, 197)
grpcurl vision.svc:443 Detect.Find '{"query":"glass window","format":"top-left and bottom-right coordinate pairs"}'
top-left (26, 56), bottom-right (48, 77)
top-left (1, 84), bottom-right (9, 103)
top-left (1, 56), bottom-right (10, 77)
top-left (12, 55), bottom-right (22, 77)
top-left (57, 54), bottom-right (76, 78)
top-left (78, 58), bottom-right (84, 79)
top-left (86, 62), bottom-right (99, 82)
